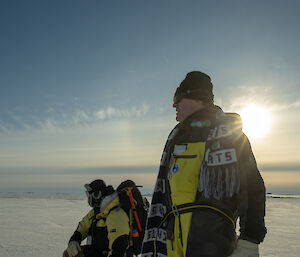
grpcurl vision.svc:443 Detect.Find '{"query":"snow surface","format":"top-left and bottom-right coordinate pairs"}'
top-left (0, 193), bottom-right (299, 257)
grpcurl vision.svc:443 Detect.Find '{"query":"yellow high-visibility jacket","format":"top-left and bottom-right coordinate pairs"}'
top-left (70, 193), bottom-right (130, 257)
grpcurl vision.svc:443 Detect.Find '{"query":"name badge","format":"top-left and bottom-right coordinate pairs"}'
top-left (173, 145), bottom-right (187, 154)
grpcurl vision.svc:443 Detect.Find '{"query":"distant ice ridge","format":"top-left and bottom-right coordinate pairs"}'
top-left (0, 192), bottom-right (85, 200)
top-left (1, 191), bottom-right (299, 200)
top-left (0, 191), bottom-right (153, 200)
top-left (266, 192), bottom-right (300, 199)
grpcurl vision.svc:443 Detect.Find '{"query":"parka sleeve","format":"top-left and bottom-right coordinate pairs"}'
top-left (69, 209), bottom-right (94, 243)
top-left (239, 134), bottom-right (267, 243)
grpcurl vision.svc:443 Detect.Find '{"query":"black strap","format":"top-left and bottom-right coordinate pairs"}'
top-left (160, 202), bottom-right (235, 228)
top-left (178, 214), bottom-right (183, 246)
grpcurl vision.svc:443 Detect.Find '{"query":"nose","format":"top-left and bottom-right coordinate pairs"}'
top-left (173, 103), bottom-right (177, 108)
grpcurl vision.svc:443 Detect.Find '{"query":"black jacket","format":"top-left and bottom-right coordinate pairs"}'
top-left (174, 108), bottom-right (266, 257)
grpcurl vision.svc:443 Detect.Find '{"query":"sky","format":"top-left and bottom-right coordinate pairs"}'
top-left (0, 0), bottom-right (300, 194)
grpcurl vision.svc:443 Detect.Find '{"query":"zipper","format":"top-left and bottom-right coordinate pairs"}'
top-left (173, 154), bottom-right (197, 159)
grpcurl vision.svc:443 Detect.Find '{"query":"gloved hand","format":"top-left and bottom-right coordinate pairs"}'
top-left (66, 241), bottom-right (81, 257)
top-left (231, 239), bottom-right (259, 257)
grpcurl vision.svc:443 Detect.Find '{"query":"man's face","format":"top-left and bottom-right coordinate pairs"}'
top-left (173, 97), bottom-right (205, 122)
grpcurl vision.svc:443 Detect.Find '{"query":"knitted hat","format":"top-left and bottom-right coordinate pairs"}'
top-left (174, 71), bottom-right (214, 104)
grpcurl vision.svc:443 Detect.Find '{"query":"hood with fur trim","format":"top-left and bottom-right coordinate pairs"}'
top-left (96, 191), bottom-right (119, 219)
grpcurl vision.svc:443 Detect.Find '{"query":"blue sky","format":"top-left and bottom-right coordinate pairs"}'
top-left (1, 0), bottom-right (300, 194)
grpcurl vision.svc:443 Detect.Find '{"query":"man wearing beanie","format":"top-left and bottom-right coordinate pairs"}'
top-left (141, 71), bottom-right (266, 257)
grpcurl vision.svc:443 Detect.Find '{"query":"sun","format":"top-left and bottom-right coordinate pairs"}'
top-left (239, 104), bottom-right (272, 140)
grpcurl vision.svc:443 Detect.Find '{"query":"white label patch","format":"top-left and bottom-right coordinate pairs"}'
top-left (208, 125), bottom-right (233, 140)
top-left (144, 228), bottom-right (167, 243)
top-left (149, 203), bottom-right (167, 218)
top-left (154, 179), bottom-right (165, 193)
top-left (207, 149), bottom-right (237, 166)
top-left (173, 144), bottom-right (187, 154)
top-left (217, 125), bottom-right (232, 138)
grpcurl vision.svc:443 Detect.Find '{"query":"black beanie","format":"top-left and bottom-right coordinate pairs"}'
top-left (174, 71), bottom-right (214, 104)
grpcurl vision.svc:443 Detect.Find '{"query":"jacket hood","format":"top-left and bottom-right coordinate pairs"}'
top-left (98, 191), bottom-right (119, 216)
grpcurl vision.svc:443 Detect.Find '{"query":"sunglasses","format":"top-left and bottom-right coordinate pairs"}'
top-left (84, 184), bottom-right (102, 200)
top-left (174, 88), bottom-right (206, 105)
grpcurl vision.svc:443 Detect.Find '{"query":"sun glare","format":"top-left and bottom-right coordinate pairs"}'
top-left (239, 104), bottom-right (272, 140)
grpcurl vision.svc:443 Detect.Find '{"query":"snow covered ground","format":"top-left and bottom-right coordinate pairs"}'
top-left (0, 193), bottom-right (299, 257)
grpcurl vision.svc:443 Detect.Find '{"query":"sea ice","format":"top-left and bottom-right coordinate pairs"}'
top-left (0, 194), bottom-right (299, 257)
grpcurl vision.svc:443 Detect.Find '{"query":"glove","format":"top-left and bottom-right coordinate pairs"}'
top-left (231, 239), bottom-right (259, 257)
top-left (66, 241), bottom-right (81, 257)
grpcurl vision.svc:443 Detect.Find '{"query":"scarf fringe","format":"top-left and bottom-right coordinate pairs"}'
top-left (199, 163), bottom-right (240, 200)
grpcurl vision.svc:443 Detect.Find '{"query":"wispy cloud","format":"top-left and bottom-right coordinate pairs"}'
top-left (271, 100), bottom-right (300, 111)
top-left (0, 122), bottom-right (9, 133)
top-left (225, 86), bottom-right (300, 113)
top-left (50, 147), bottom-right (105, 153)
top-left (95, 103), bottom-right (150, 121)
top-left (0, 103), bottom-right (152, 134)
top-left (226, 81), bottom-right (300, 113)
top-left (72, 110), bottom-right (90, 125)
top-left (36, 118), bottom-right (63, 133)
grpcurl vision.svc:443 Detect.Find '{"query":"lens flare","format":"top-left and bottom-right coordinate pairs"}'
top-left (239, 104), bottom-right (272, 140)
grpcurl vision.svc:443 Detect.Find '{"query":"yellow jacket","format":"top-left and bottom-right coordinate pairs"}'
top-left (72, 192), bottom-right (130, 257)
top-left (97, 193), bottom-right (130, 256)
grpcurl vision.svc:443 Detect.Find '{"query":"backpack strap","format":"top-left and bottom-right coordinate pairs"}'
top-left (127, 187), bottom-right (142, 233)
